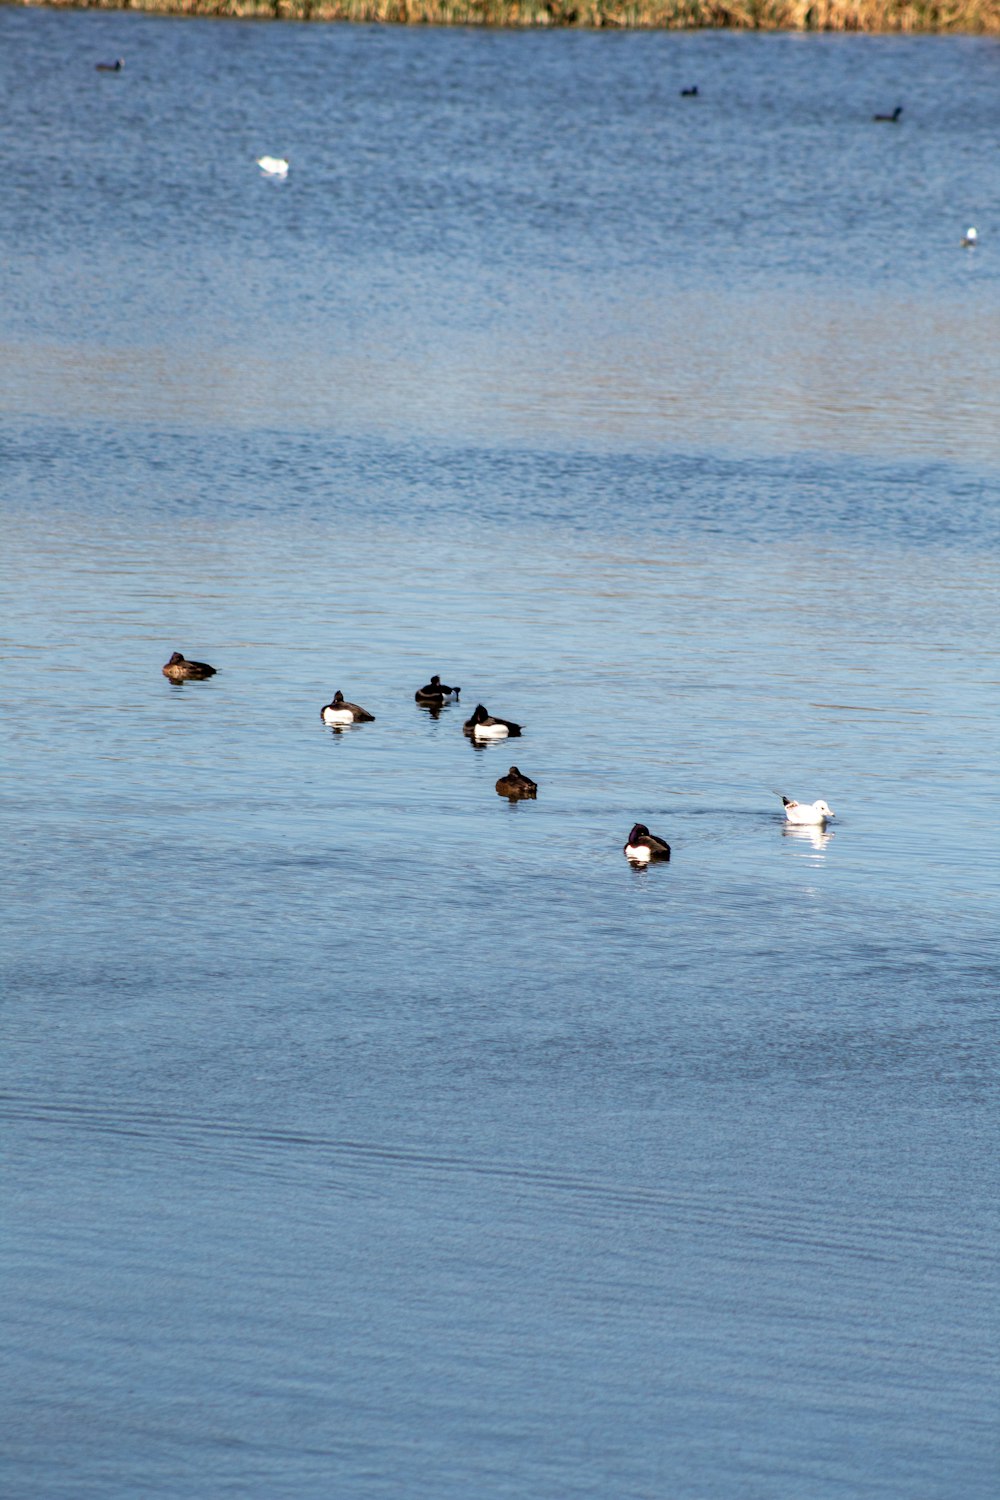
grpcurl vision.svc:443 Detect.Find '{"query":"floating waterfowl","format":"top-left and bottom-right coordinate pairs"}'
top-left (623, 823), bottom-right (671, 863)
top-left (415, 674), bottom-right (460, 703)
top-left (962, 227), bottom-right (978, 248)
top-left (781, 796), bottom-right (835, 826)
top-left (495, 767), bottom-right (537, 799)
top-left (873, 105), bottom-right (903, 123)
top-left (162, 651), bottom-right (216, 681)
top-left (321, 690), bottom-right (375, 725)
top-left (680, 85), bottom-right (699, 97)
top-left (256, 156), bottom-right (289, 177)
top-left (96, 58), bottom-right (124, 72)
top-left (463, 703), bottom-right (521, 740)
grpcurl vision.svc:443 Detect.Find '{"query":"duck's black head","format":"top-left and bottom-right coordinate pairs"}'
top-left (333, 690), bottom-right (345, 704)
top-left (628, 823), bottom-right (649, 843)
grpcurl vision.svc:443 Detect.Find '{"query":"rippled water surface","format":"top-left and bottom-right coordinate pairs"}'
top-left (2, 11), bottom-right (998, 1498)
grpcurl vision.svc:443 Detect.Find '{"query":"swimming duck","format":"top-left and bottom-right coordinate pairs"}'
top-left (873, 105), bottom-right (903, 123)
top-left (623, 823), bottom-right (671, 862)
top-left (495, 767), bottom-right (537, 799)
top-left (463, 703), bottom-right (522, 740)
top-left (962, 227), bottom-right (978, 247)
top-left (257, 156), bottom-right (289, 177)
top-left (96, 58), bottom-right (124, 72)
top-left (162, 651), bottom-right (217, 681)
top-left (321, 691), bottom-right (375, 725)
top-left (680, 85), bottom-right (699, 96)
top-left (781, 796), bottom-right (835, 825)
top-left (415, 674), bottom-right (460, 703)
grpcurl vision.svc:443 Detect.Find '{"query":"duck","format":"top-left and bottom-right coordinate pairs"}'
top-left (463, 703), bottom-right (522, 740)
top-left (321, 690), bottom-right (375, 725)
top-left (680, 85), bottom-right (699, 96)
top-left (96, 58), bottom-right (124, 72)
top-left (257, 156), bottom-right (289, 177)
top-left (415, 674), bottom-right (460, 703)
top-left (623, 823), bottom-right (671, 862)
top-left (495, 767), bottom-right (537, 799)
top-left (162, 651), bottom-right (217, 681)
top-left (873, 105), bottom-right (903, 123)
top-left (961, 227), bottom-right (978, 248)
top-left (781, 796), bottom-right (835, 825)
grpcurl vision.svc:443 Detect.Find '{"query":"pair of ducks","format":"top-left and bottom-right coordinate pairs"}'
top-left (320, 675), bottom-right (462, 723)
top-left (624, 797), bottom-right (835, 865)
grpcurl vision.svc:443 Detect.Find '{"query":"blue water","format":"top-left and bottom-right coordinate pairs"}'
top-left (2, 11), bottom-right (998, 1498)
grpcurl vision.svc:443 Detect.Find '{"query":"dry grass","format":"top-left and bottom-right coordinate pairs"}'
top-left (24, 0), bottom-right (1000, 28)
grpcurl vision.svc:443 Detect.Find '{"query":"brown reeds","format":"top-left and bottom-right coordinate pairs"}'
top-left (22, 0), bottom-right (1000, 28)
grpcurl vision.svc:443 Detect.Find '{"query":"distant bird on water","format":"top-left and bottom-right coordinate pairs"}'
top-left (463, 704), bottom-right (522, 741)
top-left (321, 691), bottom-right (375, 725)
top-left (873, 105), bottom-right (903, 123)
top-left (96, 58), bottom-right (124, 72)
top-left (495, 767), bottom-right (537, 800)
top-left (680, 85), bottom-right (699, 97)
top-left (781, 796), bottom-right (835, 826)
top-left (162, 651), bottom-right (217, 681)
top-left (257, 156), bottom-right (289, 177)
top-left (961, 227), bottom-right (978, 247)
top-left (415, 674), bottom-right (460, 704)
top-left (623, 823), bottom-right (671, 863)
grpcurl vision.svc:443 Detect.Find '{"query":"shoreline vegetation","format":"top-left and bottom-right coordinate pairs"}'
top-left (20, 0), bottom-right (1000, 28)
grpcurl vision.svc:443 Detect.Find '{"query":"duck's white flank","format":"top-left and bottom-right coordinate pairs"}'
top-left (474, 722), bottom-right (510, 739)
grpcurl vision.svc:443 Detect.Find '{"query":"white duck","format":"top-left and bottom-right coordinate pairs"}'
top-left (781, 796), bottom-right (835, 826)
top-left (257, 156), bottom-right (289, 178)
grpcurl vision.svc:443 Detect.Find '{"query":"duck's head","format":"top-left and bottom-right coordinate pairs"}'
top-left (628, 823), bottom-right (649, 843)
top-left (166, 652), bottom-right (184, 665)
top-left (332, 691), bottom-right (345, 704)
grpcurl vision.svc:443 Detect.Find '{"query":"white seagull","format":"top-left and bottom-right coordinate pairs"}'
top-left (257, 156), bottom-right (289, 178)
top-left (961, 227), bottom-right (977, 247)
top-left (782, 796), bottom-right (835, 826)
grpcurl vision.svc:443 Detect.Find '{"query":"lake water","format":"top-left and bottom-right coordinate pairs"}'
top-left (1, 10), bottom-right (998, 1498)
